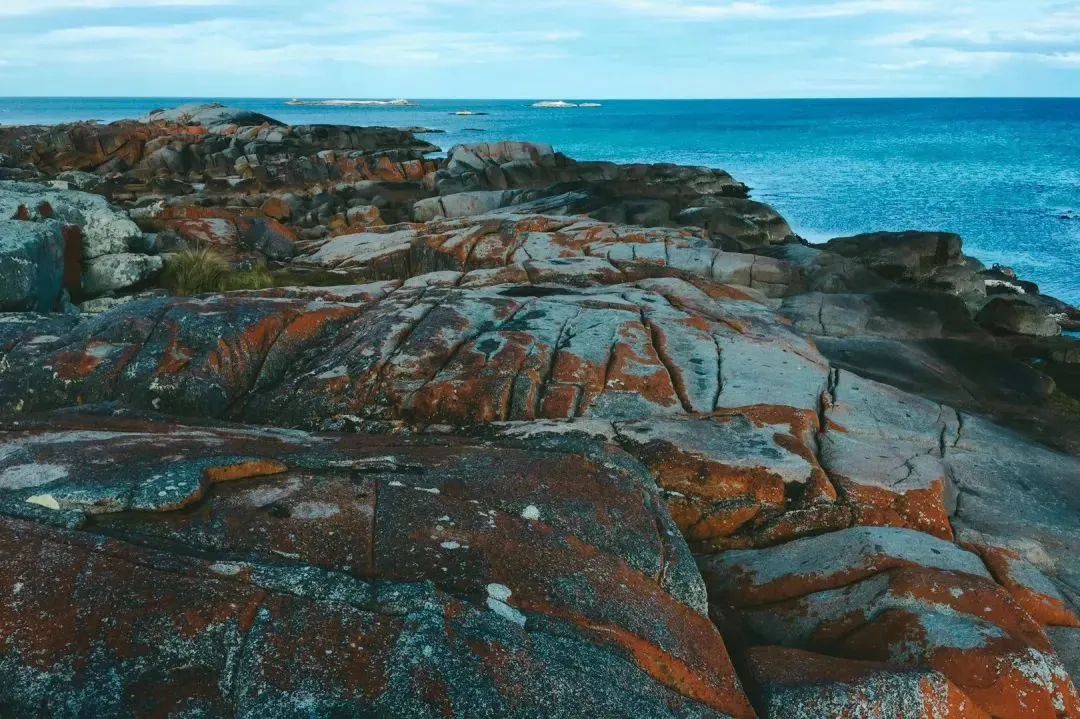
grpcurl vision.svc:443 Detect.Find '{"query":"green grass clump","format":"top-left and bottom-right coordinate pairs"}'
top-left (221, 263), bottom-right (275, 292)
top-left (162, 248), bottom-right (276, 296)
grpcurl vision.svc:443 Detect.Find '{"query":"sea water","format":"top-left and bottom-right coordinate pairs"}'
top-left (2, 97), bottom-right (1077, 304)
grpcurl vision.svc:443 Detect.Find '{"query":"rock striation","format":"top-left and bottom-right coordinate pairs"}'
top-left (0, 104), bottom-right (1078, 718)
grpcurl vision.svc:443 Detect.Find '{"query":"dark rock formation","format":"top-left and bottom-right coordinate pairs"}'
top-left (1, 104), bottom-right (1078, 718)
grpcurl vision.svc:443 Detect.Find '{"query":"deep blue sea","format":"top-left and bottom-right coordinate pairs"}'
top-left (2, 97), bottom-right (1078, 304)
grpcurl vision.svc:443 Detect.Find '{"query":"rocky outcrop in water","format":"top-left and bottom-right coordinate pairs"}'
top-left (0, 104), bottom-right (1078, 718)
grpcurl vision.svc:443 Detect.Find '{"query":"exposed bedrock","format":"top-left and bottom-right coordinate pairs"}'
top-left (1, 104), bottom-right (1079, 718)
top-left (0, 410), bottom-right (753, 718)
top-left (2, 278), bottom-right (1078, 716)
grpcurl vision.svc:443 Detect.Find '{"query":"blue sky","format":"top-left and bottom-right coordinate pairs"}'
top-left (1, 0), bottom-right (1078, 98)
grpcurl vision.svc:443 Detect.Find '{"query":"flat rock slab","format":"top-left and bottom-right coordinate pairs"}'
top-left (0, 410), bottom-right (753, 719)
top-left (293, 214), bottom-right (802, 297)
top-left (0, 278), bottom-right (840, 549)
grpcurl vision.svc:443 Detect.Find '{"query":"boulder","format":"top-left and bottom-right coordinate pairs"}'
top-left (83, 253), bottom-right (164, 296)
top-left (146, 205), bottom-right (298, 262)
top-left (146, 102), bottom-right (283, 131)
top-left (293, 214), bottom-right (802, 297)
top-left (977, 296), bottom-right (1062, 337)
top-left (0, 180), bottom-right (143, 258)
top-left (822, 231), bottom-right (963, 282)
top-left (781, 289), bottom-right (985, 341)
top-left (676, 198), bottom-right (796, 251)
top-left (435, 143), bottom-right (753, 226)
top-left (0, 218), bottom-right (65, 311)
top-left (413, 190), bottom-right (524, 222)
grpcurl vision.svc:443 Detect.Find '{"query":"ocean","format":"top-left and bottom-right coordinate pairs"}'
top-left (2, 97), bottom-right (1078, 305)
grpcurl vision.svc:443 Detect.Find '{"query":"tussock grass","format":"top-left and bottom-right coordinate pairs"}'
top-left (161, 248), bottom-right (276, 296)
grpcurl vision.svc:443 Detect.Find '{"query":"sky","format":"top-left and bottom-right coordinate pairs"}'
top-left (0, 0), bottom-right (1078, 98)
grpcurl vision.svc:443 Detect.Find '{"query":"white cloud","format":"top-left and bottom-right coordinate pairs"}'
top-left (602, 0), bottom-right (928, 21)
top-left (0, 0), bottom-right (234, 14)
top-left (860, 0), bottom-right (1080, 74)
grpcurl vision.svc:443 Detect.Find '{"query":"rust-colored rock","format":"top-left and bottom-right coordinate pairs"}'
top-left (747, 646), bottom-right (990, 719)
top-left (0, 411), bottom-right (753, 719)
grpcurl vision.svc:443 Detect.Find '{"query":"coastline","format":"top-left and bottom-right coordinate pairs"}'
top-left (3, 95), bottom-right (1077, 305)
top-left (1, 103), bottom-right (1078, 717)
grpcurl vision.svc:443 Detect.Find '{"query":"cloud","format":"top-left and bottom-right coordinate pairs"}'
top-left (0, 0), bottom-right (1076, 96)
top-left (602, 0), bottom-right (927, 21)
top-left (9, 11), bottom-right (581, 76)
top-left (862, 0), bottom-right (1080, 73)
top-left (0, 0), bottom-right (234, 14)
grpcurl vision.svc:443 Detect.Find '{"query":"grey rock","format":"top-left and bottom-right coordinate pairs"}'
top-left (413, 190), bottom-right (523, 222)
top-left (977, 296), bottom-right (1061, 337)
top-left (146, 103), bottom-right (282, 131)
top-left (822, 231), bottom-right (963, 282)
top-left (1049, 628), bottom-right (1080, 684)
top-left (56, 170), bottom-right (104, 192)
top-left (676, 197), bottom-right (796, 250)
top-left (83, 253), bottom-right (163, 296)
top-left (0, 181), bottom-right (143, 258)
top-left (0, 219), bottom-right (65, 312)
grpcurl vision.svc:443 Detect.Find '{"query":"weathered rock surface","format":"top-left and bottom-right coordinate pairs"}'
top-left (821, 231), bottom-right (964, 283)
top-left (701, 527), bottom-right (1080, 719)
top-left (291, 214), bottom-right (802, 297)
top-left (978, 295), bottom-right (1063, 337)
top-left (0, 180), bottom-right (164, 302)
top-left (0, 410), bottom-right (753, 718)
top-left (83, 252), bottom-right (163, 295)
top-left (1, 180), bottom-right (143, 258)
top-left (0, 105), bottom-right (440, 190)
top-left (0, 219), bottom-right (65, 311)
top-left (1, 104), bottom-right (1079, 718)
top-left (746, 647), bottom-right (991, 719)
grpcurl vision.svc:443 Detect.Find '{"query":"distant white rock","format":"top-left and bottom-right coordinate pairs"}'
top-left (580, 103), bottom-right (603, 108)
top-left (286, 99), bottom-right (416, 107)
top-left (532, 100), bottom-right (578, 108)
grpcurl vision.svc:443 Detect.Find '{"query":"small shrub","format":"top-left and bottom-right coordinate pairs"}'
top-left (161, 248), bottom-right (229, 296)
top-left (162, 248), bottom-right (276, 296)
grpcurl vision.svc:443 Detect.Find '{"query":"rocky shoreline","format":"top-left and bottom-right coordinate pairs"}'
top-left (0, 103), bottom-right (1078, 718)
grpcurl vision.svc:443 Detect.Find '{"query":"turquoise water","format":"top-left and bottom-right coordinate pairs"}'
top-left (3, 97), bottom-right (1078, 304)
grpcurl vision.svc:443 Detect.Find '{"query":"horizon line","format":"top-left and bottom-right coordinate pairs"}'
top-left (3, 95), bottom-right (1080, 102)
